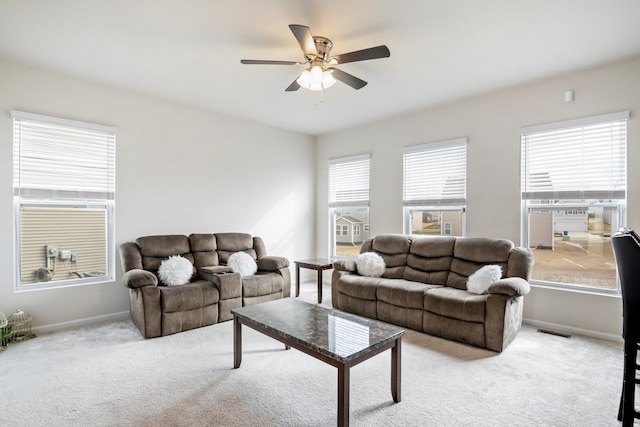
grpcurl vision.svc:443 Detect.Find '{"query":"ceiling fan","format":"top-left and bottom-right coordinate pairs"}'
top-left (241, 24), bottom-right (390, 92)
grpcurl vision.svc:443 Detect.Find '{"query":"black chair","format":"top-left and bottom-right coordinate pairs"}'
top-left (612, 228), bottom-right (640, 426)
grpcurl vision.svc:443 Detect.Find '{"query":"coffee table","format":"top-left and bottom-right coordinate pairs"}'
top-left (232, 298), bottom-right (404, 427)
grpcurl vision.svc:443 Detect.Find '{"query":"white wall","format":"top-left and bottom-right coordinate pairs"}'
top-left (316, 56), bottom-right (640, 339)
top-left (0, 58), bottom-right (315, 330)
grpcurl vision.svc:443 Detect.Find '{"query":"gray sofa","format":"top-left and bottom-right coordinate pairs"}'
top-left (331, 234), bottom-right (533, 352)
top-left (120, 232), bottom-right (290, 338)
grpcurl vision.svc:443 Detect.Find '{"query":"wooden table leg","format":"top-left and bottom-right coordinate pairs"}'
top-left (317, 268), bottom-right (323, 304)
top-left (337, 364), bottom-right (350, 427)
top-left (391, 338), bottom-right (401, 402)
top-left (233, 316), bottom-right (242, 369)
top-left (296, 263), bottom-right (301, 297)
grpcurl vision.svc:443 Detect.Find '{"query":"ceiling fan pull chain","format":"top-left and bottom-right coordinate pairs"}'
top-left (318, 86), bottom-right (326, 104)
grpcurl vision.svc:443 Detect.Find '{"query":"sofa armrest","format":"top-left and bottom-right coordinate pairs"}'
top-left (257, 256), bottom-right (289, 271)
top-left (488, 277), bottom-right (530, 297)
top-left (122, 269), bottom-right (158, 289)
top-left (333, 259), bottom-right (357, 273)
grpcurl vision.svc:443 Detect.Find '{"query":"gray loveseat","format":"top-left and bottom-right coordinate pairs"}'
top-left (331, 234), bottom-right (533, 352)
top-left (120, 232), bottom-right (290, 338)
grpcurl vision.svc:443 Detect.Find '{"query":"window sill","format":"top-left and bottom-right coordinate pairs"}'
top-left (529, 280), bottom-right (621, 298)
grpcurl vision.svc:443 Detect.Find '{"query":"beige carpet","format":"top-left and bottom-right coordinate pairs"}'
top-left (0, 284), bottom-right (625, 426)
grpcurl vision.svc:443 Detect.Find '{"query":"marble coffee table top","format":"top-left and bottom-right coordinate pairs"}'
top-left (232, 298), bottom-right (404, 364)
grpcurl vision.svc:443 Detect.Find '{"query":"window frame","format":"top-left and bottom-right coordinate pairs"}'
top-left (328, 154), bottom-right (370, 259)
top-left (12, 110), bottom-right (116, 291)
top-left (520, 111), bottom-right (628, 294)
top-left (402, 138), bottom-right (467, 236)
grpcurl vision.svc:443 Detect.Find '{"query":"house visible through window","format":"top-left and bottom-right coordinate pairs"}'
top-left (329, 154), bottom-right (370, 258)
top-left (12, 111), bottom-right (116, 290)
top-left (403, 138), bottom-right (467, 236)
top-left (521, 111), bottom-right (628, 293)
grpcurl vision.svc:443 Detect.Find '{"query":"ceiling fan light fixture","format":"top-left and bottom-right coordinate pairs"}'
top-left (322, 69), bottom-right (336, 88)
top-left (242, 24), bottom-right (390, 92)
top-left (296, 65), bottom-right (336, 91)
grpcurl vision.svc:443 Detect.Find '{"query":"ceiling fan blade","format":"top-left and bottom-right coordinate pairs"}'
top-left (241, 59), bottom-right (299, 65)
top-left (285, 78), bottom-right (301, 92)
top-left (289, 24), bottom-right (317, 59)
top-left (329, 45), bottom-right (390, 64)
top-left (329, 68), bottom-right (368, 90)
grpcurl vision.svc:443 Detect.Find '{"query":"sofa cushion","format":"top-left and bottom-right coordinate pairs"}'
top-left (453, 237), bottom-right (513, 263)
top-left (423, 287), bottom-right (487, 323)
top-left (242, 272), bottom-right (284, 298)
top-left (216, 233), bottom-right (257, 264)
top-left (401, 236), bottom-right (455, 285)
top-left (160, 280), bottom-right (220, 313)
top-left (336, 274), bottom-right (381, 301)
top-left (507, 247), bottom-right (534, 280)
top-left (136, 235), bottom-right (194, 272)
top-left (189, 234), bottom-right (219, 268)
top-left (411, 235), bottom-right (456, 258)
top-left (446, 238), bottom-right (512, 290)
top-left (371, 234), bottom-right (411, 279)
top-left (377, 279), bottom-right (441, 310)
top-left (137, 235), bottom-right (190, 257)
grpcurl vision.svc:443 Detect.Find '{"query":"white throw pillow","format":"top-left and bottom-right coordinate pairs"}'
top-left (356, 252), bottom-right (386, 277)
top-left (158, 255), bottom-right (193, 286)
top-left (228, 251), bottom-right (257, 277)
top-left (467, 265), bottom-right (503, 294)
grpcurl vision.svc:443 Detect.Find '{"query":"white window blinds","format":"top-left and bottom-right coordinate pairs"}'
top-left (328, 154), bottom-right (370, 207)
top-left (403, 138), bottom-right (467, 206)
top-left (12, 110), bottom-right (116, 200)
top-left (521, 112), bottom-right (628, 200)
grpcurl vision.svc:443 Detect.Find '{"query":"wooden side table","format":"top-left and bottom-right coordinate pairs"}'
top-left (294, 258), bottom-right (334, 304)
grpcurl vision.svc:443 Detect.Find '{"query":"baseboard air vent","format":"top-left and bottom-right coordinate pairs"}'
top-left (537, 328), bottom-right (572, 339)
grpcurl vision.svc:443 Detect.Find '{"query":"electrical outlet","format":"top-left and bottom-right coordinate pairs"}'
top-left (46, 245), bottom-right (58, 257)
top-left (59, 250), bottom-right (72, 260)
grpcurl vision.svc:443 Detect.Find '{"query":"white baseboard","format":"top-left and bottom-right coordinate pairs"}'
top-left (523, 318), bottom-right (622, 344)
top-left (32, 311), bottom-right (130, 335)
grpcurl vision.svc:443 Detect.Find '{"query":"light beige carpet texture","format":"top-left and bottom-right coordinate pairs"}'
top-left (0, 288), bottom-right (625, 426)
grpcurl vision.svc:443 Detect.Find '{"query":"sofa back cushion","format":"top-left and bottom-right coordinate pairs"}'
top-left (369, 234), bottom-right (411, 279)
top-left (215, 232), bottom-right (257, 264)
top-left (189, 234), bottom-right (219, 268)
top-left (136, 235), bottom-right (194, 275)
top-left (507, 247), bottom-right (534, 280)
top-left (446, 237), bottom-right (513, 290)
top-left (404, 236), bottom-right (455, 285)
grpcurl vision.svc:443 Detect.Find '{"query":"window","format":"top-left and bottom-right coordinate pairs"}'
top-left (403, 138), bottom-right (467, 236)
top-left (329, 154), bottom-right (370, 258)
top-left (521, 111), bottom-right (628, 292)
top-left (443, 222), bottom-right (452, 236)
top-left (12, 111), bottom-right (116, 290)
top-left (336, 224), bottom-right (349, 236)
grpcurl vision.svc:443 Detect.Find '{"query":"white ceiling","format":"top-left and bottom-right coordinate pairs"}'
top-left (1, 0), bottom-right (640, 136)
